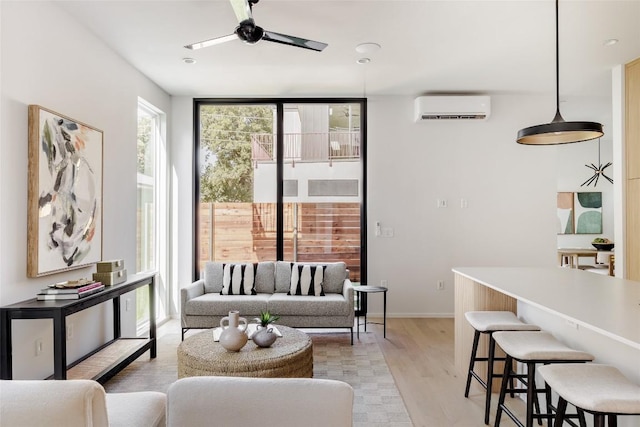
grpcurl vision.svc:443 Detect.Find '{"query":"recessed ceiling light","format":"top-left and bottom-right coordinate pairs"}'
top-left (355, 43), bottom-right (381, 54)
top-left (603, 38), bottom-right (619, 46)
top-left (356, 58), bottom-right (371, 65)
top-left (182, 57), bottom-right (197, 64)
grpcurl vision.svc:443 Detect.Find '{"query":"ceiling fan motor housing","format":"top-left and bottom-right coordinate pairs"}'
top-left (236, 20), bottom-right (264, 44)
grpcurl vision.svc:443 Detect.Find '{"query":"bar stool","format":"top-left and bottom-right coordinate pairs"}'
top-left (493, 331), bottom-right (594, 427)
top-left (464, 311), bottom-right (541, 424)
top-left (538, 364), bottom-right (640, 427)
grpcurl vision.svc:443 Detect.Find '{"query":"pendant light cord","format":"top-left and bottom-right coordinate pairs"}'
top-left (552, 0), bottom-right (564, 123)
top-left (555, 0), bottom-right (560, 115)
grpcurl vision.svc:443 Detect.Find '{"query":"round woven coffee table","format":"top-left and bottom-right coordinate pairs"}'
top-left (177, 325), bottom-right (313, 379)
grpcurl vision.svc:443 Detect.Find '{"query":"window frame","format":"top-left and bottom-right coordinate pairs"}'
top-left (192, 98), bottom-right (367, 284)
top-left (136, 97), bottom-right (169, 331)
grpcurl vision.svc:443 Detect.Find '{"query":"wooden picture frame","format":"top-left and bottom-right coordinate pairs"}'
top-left (27, 105), bottom-right (103, 277)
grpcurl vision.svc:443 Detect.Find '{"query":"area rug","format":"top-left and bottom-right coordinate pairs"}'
top-left (104, 331), bottom-right (412, 427)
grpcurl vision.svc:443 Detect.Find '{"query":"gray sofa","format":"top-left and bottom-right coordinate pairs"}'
top-left (181, 261), bottom-right (355, 344)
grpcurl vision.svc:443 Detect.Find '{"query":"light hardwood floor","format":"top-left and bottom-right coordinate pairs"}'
top-left (365, 317), bottom-right (526, 427)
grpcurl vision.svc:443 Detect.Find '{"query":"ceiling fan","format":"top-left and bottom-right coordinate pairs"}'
top-left (185, 0), bottom-right (327, 52)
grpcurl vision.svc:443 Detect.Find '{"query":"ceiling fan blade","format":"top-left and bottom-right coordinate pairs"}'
top-left (230, 0), bottom-right (253, 24)
top-left (185, 34), bottom-right (238, 50)
top-left (262, 31), bottom-right (327, 52)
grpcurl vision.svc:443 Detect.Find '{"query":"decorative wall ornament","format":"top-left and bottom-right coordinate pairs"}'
top-left (557, 192), bottom-right (574, 235)
top-left (574, 192), bottom-right (602, 234)
top-left (27, 105), bottom-right (103, 277)
top-left (557, 191), bottom-right (602, 234)
top-left (580, 138), bottom-right (613, 187)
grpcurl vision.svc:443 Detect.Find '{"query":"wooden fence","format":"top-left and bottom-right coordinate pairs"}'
top-left (198, 202), bottom-right (361, 280)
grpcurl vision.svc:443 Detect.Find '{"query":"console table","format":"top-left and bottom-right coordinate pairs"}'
top-left (0, 273), bottom-right (156, 382)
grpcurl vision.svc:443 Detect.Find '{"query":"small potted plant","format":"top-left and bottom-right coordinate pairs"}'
top-left (252, 310), bottom-right (280, 348)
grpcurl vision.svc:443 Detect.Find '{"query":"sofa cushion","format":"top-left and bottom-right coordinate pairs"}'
top-left (276, 261), bottom-right (346, 294)
top-left (254, 262), bottom-right (276, 293)
top-left (205, 261), bottom-right (275, 294)
top-left (221, 263), bottom-right (257, 295)
top-left (185, 293), bottom-right (270, 316)
top-left (267, 293), bottom-right (352, 316)
top-left (275, 261), bottom-right (293, 293)
top-left (288, 264), bottom-right (325, 296)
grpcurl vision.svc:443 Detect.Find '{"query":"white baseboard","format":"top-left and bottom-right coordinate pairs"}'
top-left (362, 312), bottom-right (454, 318)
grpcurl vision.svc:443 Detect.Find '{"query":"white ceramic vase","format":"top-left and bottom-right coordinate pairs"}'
top-left (219, 310), bottom-right (248, 351)
top-left (252, 326), bottom-right (277, 348)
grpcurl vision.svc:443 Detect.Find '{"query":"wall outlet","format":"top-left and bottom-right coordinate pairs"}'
top-left (380, 227), bottom-right (394, 238)
top-left (381, 279), bottom-right (389, 288)
top-left (35, 338), bottom-right (43, 356)
top-left (126, 298), bottom-right (131, 312)
top-left (66, 323), bottom-right (74, 341)
top-left (460, 198), bottom-right (469, 208)
top-left (437, 280), bottom-right (445, 290)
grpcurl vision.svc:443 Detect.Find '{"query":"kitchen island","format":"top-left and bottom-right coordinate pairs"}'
top-left (453, 267), bottom-right (640, 404)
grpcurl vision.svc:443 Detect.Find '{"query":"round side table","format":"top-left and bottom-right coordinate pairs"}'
top-left (354, 285), bottom-right (388, 338)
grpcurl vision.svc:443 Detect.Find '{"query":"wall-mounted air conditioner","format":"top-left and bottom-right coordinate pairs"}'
top-left (414, 95), bottom-right (491, 121)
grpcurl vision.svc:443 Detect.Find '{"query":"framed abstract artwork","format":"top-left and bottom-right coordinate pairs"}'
top-left (574, 192), bottom-right (602, 234)
top-left (27, 105), bottom-right (103, 277)
top-left (557, 192), bottom-right (574, 235)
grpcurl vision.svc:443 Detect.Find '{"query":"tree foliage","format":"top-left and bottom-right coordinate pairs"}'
top-left (137, 115), bottom-right (152, 175)
top-left (199, 105), bottom-right (274, 203)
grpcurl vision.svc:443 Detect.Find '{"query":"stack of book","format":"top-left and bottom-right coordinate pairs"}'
top-left (37, 280), bottom-right (105, 301)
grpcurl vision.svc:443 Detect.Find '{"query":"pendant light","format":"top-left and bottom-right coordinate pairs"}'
top-left (580, 138), bottom-right (613, 187)
top-left (517, 0), bottom-right (603, 145)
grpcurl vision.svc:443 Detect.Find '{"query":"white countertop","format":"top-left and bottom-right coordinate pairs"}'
top-left (452, 267), bottom-right (640, 350)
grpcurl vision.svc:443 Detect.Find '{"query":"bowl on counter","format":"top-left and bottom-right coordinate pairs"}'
top-left (592, 243), bottom-right (614, 251)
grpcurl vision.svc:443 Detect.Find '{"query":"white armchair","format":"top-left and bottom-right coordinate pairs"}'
top-left (166, 376), bottom-right (354, 427)
top-left (0, 379), bottom-right (166, 427)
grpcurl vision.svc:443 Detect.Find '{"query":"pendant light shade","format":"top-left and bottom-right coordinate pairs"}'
top-left (517, 0), bottom-right (603, 145)
top-left (517, 118), bottom-right (604, 145)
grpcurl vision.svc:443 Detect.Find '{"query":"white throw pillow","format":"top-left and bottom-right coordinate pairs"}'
top-left (221, 263), bottom-right (257, 295)
top-left (288, 264), bottom-right (325, 296)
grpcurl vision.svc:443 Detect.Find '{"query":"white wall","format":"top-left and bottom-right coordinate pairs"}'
top-left (170, 96), bottom-right (194, 307)
top-left (0, 1), bottom-right (170, 379)
top-left (366, 95), bottom-right (559, 316)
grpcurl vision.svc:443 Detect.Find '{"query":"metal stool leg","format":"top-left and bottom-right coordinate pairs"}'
top-left (577, 409), bottom-right (587, 427)
top-left (594, 414), bottom-right (605, 427)
top-left (485, 334), bottom-right (496, 425)
top-left (554, 397), bottom-right (568, 427)
top-left (494, 355), bottom-right (512, 427)
top-left (527, 362), bottom-right (536, 427)
top-left (529, 366), bottom-right (543, 426)
top-left (465, 330), bottom-right (481, 397)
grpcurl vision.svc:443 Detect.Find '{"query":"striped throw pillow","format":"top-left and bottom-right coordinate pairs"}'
top-left (288, 264), bottom-right (326, 296)
top-left (220, 263), bottom-right (257, 295)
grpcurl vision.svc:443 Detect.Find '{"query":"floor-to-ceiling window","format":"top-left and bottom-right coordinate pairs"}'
top-left (194, 99), bottom-right (366, 283)
top-left (136, 98), bottom-right (168, 331)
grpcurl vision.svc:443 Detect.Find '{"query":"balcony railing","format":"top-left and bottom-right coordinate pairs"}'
top-left (252, 132), bottom-right (360, 166)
